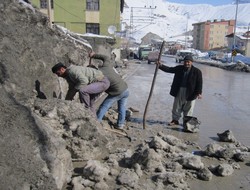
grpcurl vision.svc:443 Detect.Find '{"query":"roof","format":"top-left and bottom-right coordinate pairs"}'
top-left (226, 32), bottom-right (250, 40)
top-left (226, 33), bottom-right (234, 38)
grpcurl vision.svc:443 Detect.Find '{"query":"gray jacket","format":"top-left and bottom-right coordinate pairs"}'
top-left (64, 65), bottom-right (104, 100)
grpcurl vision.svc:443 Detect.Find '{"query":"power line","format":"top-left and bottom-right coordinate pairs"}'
top-left (129, 6), bottom-right (156, 38)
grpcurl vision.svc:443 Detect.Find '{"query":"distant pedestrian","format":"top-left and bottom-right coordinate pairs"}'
top-left (111, 52), bottom-right (117, 61)
top-left (23, 0), bottom-right (30, 3)
top-left (51, 62), bottom-right (110, 114)
top-left (111, 52), bottom-right (118, 68)
top-left (156, 55), bottom-right (203, 125)
top-left (89, 52), bottom-right (129, 129)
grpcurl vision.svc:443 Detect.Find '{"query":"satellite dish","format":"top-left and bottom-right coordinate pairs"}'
top-left (108, 25), bottom-right (117, 34)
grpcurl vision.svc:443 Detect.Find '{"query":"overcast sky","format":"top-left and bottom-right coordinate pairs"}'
top-left (166, 0), bottom-right (234, 6)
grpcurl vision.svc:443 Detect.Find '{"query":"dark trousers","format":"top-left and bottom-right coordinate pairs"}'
top-left (79, 77), bottom-right (110, 114)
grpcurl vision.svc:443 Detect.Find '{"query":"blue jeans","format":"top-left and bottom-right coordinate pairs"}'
top-left (97, 89), bottom-right (129, 127)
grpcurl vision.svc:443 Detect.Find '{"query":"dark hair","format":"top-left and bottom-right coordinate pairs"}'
top-left (51, 62), bottom-right (66, 73)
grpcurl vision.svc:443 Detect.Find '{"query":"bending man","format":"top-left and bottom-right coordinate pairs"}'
top-left (51, 62), bottom-right (110, 114)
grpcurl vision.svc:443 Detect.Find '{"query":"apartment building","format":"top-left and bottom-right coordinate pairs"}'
top-left (192, 19), bottom-right (235, 51)
top-left (31, 0), bottom-right (124, 36)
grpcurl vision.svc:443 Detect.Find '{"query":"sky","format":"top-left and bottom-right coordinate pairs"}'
top-left (166, 0), bottom-right (234, 6)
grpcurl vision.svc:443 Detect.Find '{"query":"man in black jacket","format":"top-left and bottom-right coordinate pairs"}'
top-left (157, 55), bottom-right (203, 126)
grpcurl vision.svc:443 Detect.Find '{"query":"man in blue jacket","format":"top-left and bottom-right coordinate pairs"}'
top-left (157, 55), bottom-right (203, 126)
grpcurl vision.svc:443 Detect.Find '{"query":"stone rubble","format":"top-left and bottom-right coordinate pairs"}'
top-left (0, 1), bottom-right (250, 190)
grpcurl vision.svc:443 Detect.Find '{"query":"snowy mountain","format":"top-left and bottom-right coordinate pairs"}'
top-left (122, 0), bottom-right (250, 43)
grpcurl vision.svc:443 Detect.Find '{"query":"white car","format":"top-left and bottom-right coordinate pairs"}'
top-left (175, 51), bottom-right (194, 63)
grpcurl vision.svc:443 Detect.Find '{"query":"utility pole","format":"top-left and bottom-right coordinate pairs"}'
top-left (129, 6), bottom-right (156, 39)
top-left (183, 12), bottom-right (199, 49)
top-left (47, 0), bottom-right (52, 28)
top-left (232, 0), bottom-right (239, 62)
top-left (246, 23), bottom-right (250, 57)
top-left (184, 13), bottom-right (190, 49)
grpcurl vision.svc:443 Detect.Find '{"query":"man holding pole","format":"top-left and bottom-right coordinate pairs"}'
top-left (156, 55), bottom-right (203, 126)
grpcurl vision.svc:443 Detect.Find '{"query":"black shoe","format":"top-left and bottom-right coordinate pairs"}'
top-left (168, 120), bottom-right (179, 126)
top-left (114, 124), bottom-right (124, 130)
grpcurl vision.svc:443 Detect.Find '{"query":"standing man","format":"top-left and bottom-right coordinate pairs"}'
top-left (51, 62), bottom-right (110, 114)
top-left (89, 52), bottom-right (129, 130)
top-left (156, 55), bottom-right (203, 126)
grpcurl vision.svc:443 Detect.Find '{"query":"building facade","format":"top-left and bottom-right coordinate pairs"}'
top-left (226, 31), bottom-right (250, 57)
top-left (31, 0), bottom-right (124, 36)
top-left (192, 19), bottom-right (235, 51)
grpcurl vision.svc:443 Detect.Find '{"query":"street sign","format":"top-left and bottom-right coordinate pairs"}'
top-left (232, 49), bottom-right (237, 56)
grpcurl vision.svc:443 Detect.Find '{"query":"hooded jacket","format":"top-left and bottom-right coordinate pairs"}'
top-left (91, 54), bottom-right (128, 96)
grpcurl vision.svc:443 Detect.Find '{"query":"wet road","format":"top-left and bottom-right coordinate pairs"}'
top-left (126, 56), bottom-right (250, 148)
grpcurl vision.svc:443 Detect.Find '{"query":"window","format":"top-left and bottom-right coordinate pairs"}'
top-left (40, 0), bottom-right (53, 9)
top-left (86, 0), bottom-right (99, 11)
top-left (86, 23), bottom-right (100, 34)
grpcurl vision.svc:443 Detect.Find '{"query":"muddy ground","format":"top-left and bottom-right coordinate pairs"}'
top-left (123, 60), bottom-right (250, 190)
top-left (0, 1), bottom-right (249, 190)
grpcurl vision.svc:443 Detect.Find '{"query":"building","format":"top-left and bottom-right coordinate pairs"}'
top-left (226, 31), bottom-right (250, 57)
top-left (31, 0), bottom-right (124, 36)
top-left (140, 32), bottom-right (163, 46)
top-left (192, 19), bottom-right (235, 51)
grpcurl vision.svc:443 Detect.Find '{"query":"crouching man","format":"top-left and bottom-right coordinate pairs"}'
top-left (51, 62), bottom-right (110, 115)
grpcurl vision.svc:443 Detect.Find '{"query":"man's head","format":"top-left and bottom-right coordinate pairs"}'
top-left (183, 55), bottom-right (193, 68)
top-left (51, 62), bottom-right (67, 77)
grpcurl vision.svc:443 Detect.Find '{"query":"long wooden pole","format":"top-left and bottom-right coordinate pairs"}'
top-left (143, 41), bottom-right (165, 129)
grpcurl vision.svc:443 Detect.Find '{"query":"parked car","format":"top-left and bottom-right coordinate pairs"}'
top-left (175, 50), bottom-right (194, 63)
top-left (208, 51), bottom-right (225, 61)
top-left (147, 50), bottom-right (159, 64)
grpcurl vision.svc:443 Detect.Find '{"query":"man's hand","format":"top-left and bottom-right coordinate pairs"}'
top-left (89, 51), bottom-right (95, 58)
top-left (197, 94), bottom-right (202, 99)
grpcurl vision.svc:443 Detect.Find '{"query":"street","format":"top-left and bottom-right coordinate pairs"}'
top-left (126, 56), bottom-right (250, 148)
